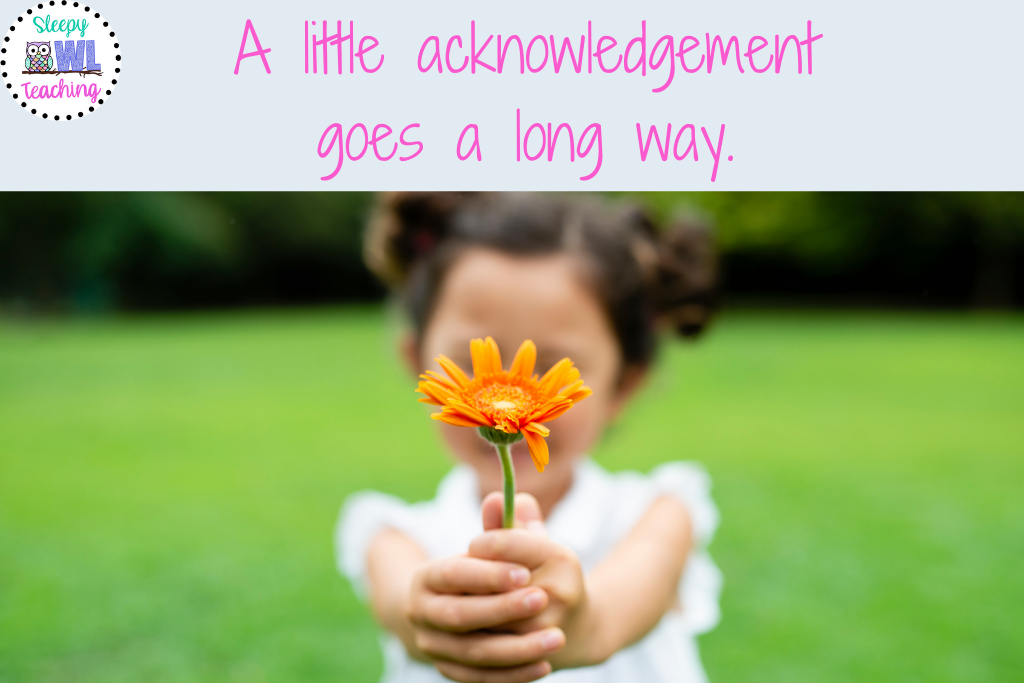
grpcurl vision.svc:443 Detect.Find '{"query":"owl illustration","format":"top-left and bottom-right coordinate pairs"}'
top-left (25, 42), bottom-right (53, 73)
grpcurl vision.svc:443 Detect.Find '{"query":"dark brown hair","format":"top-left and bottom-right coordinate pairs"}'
top-left (365, 193), bottom-right (717, 367)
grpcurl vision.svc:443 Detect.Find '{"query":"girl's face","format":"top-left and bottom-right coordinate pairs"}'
top-left (416, 247), bottom-right (636, 514)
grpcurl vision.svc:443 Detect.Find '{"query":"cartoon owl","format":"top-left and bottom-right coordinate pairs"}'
top-left (25, 42), bottom-right (53, 73)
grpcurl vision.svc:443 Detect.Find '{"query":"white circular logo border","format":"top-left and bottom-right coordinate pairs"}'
top-left (1, 1), bottom-right (121, 121)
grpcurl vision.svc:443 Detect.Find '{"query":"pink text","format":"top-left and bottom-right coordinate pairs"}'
top-left (317, 122), bottom-right (423, 181)
top-left (516, 109), bottom-right (603, 181)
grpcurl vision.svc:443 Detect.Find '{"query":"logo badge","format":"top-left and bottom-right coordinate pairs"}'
top-left (1, 2), bottom-right (121, 121)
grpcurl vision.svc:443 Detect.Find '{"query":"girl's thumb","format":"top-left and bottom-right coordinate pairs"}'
top-left (481, 492), bottom-right (547, 535)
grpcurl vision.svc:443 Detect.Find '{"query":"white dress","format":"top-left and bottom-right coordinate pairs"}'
top-left (336, 459), bottom-right (722, 683)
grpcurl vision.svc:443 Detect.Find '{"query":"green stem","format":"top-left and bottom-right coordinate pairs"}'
top-left (495, 443), bottom-right (516, 529)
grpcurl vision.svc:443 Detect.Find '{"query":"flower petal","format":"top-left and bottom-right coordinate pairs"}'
top-left (436, 355), bottom-right (471, 388)
top-left (471, 337), bottom-right (502, 377)
top-left (557, 379), bottom-right (585, 399)
top-left (509, 340), bottom-right (537, 380)
top-left (485, 337), bottom-right (503, 373)
top-left (523, 429), bottom-right (550, 473)
top-left (530, 451), bottom-right (544, 473)
top-left (529, 398), bottom-right (575, 424)
top-left (445, 399), bottom-right (494, 427)
top-left (523, 422), bottom-right (550, 437)
top-left (418, 380), bottom-right (458, 406)
top-left (432, 412), bottom-right (485, 428)
top-left (565, 386), bottom-right (593, 403)
top-left (537, 358), bottom-right (574, 399)
top-left (421, 371), bottom-right (460, 393)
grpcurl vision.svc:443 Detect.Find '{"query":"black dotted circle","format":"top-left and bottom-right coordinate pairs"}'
top-left (6, 4), bottom-right (120, 120)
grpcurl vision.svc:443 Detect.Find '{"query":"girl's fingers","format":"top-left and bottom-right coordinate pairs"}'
top-left (422, 556), bottom-right (531, 594)
top-left (416, 627), bottom-right (566, 668)
top-left (479, 612), bottom-right (561, 635)
top-left (417, 588), bottom-right (549, 632)
top-left (468, 529), bottom-right (562, 569)
top-left (481, 493), bottom-right (505, 532)
top-left (482, 492), bottom-right (546, 533)
top-left (511, 493), bottom-right (544, 533)
top-left (434, 660), bottom-right (553, 683)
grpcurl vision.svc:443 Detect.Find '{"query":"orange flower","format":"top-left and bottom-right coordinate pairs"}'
top-left (417, 337), bottom-right (592, 473)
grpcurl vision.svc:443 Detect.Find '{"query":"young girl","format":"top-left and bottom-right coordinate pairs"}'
top-left (338, 193), bottom-right (722, 683)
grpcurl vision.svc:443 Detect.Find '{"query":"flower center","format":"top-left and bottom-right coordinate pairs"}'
top-left (473, 383), bottom-right (536, 418)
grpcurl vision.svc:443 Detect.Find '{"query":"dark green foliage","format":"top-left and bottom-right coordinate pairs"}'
top-left (628, 192), bottom-right (1024, 307)
top-left (0, 193), bottom-right (380, 311)
top-left (1, 192), bottom-right (1022, 311)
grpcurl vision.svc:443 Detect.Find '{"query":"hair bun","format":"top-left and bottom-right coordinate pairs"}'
top-left (652, 218), bottom-right (718, 338)
top-left (364, 192), bottom-right (720, 364)
top-left (364, 192), bottom-right (470, 286)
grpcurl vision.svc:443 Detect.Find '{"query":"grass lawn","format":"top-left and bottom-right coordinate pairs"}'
top-left (1, 307), bottom-right (1022, 683)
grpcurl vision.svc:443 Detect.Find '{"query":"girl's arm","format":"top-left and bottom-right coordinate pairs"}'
top-left (469, 494), bottom-right (693, 669)
top-left (578, 495), bottom-right (693, 664)
top-left (365, 528), bottom-right (431, 661)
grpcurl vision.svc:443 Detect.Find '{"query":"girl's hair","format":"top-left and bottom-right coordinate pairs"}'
top-left (365, 193), bottom-right (718, 367)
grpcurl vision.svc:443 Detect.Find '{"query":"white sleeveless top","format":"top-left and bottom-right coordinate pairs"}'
top-left (336, 459), bottom-right (722, 683)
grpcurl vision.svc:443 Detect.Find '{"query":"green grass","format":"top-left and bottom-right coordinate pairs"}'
top-left (1, 308), bottom-right (1021, 683)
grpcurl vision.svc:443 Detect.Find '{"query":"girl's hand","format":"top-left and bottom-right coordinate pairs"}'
top-left (472, 494), bottom-right (599, 670)
top-left (399, 496), bottom-right (568, 682)
top-left (371, 493), bottom-right (691, 682)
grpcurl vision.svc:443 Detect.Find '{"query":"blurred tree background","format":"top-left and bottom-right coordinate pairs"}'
top-left (0, 192), bottom-right (1022, 312)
